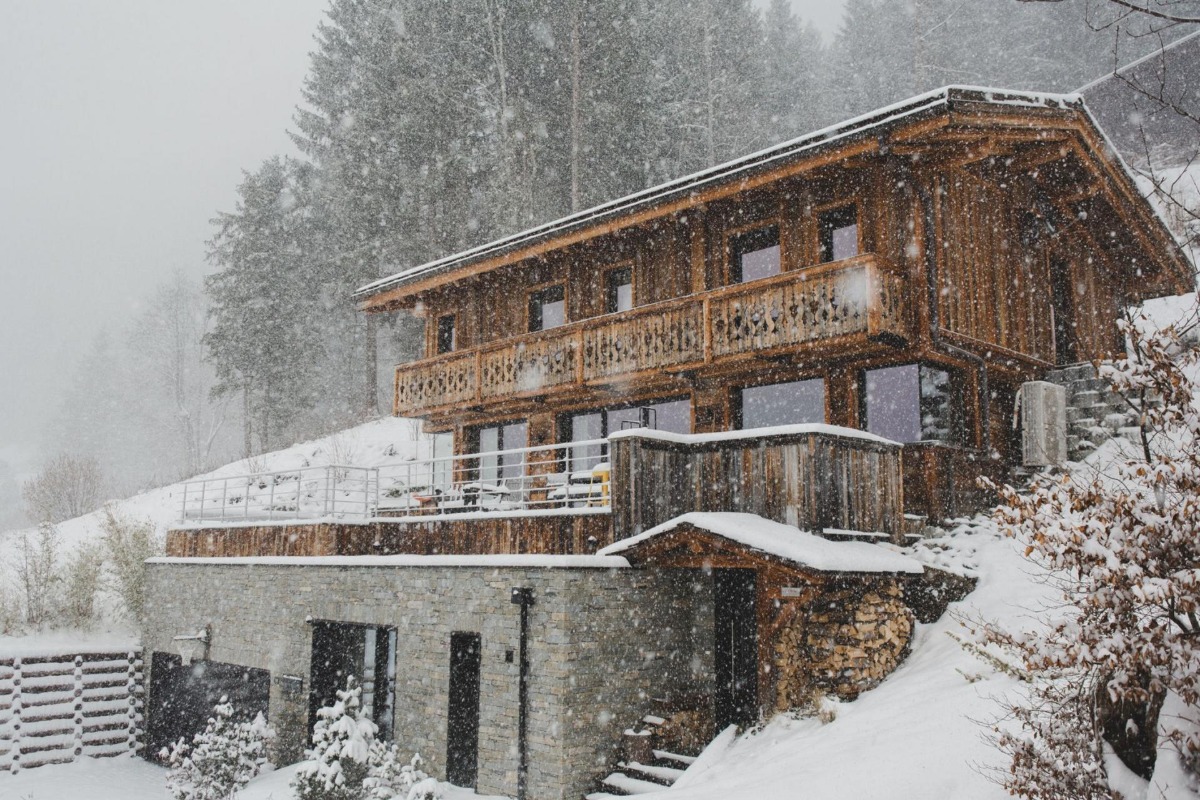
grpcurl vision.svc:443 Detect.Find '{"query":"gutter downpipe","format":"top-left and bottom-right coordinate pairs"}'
top-left (510, 587), bottom-right (535, 800)
top-left (917, 180), bottom-right (992, 455)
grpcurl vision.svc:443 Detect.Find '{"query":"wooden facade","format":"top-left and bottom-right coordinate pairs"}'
top-left (609, 429), bottom-right (905, 542)
top-left (356, 87), bottom-right (1189, 529)
top-left (165, 513), bottom-right (612, 558)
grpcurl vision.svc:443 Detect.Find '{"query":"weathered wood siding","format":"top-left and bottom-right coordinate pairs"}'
top-left (900, 442), bottom-right (1003, 524)
top-left (609, 430), bottom-right (904, 541)
top-left (165, 513), bottom-right (613, 558)
top-left (937, 169), bottom-right (1055, 363)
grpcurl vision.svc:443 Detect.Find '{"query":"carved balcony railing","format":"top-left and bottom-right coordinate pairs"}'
top-left (394, 253), bottom-right (908, 417)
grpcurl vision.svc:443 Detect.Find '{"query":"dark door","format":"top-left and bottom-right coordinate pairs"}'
top-left (309, 622), bottom-right (366, 738)
top-left (146, 652), bottom-right (270, 760)
top-left (446, 632), bottom-right (482, 788)
top-left (1050, 256), bottom-right (1078, 364)
top-left (714, 569), bottom-right (758, 732)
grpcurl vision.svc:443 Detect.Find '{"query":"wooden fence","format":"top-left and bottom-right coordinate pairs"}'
top-left (0, 649), bottom-right (143, 772)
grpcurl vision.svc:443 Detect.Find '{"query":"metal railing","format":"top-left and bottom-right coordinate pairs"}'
top-left (177, 439), bottom-right (612, 524)
top-left (178, 465), bottom-right (380, 523)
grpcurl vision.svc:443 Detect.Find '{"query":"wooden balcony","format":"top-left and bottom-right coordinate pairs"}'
top-left (394, 253), bottom-right (908, 417)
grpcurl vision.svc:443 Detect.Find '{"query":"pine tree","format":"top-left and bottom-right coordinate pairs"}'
top-left (760, 0), bottom-right (827, 142)
top-left (205, 156), bottom-right (322, 454)
top-left (292, 681), bottom-right (379, 800)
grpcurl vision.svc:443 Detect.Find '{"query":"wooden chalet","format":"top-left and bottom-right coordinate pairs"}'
top-left (147, 88), bottom-right (1194, 795)
top-left (356, 85), bottom-right (1188, 528)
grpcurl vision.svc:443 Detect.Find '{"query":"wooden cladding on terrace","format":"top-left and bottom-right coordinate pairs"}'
top-left (394, 254), bottom-right (908, 417)
top-left (609, 429), bottom-right (905, 541)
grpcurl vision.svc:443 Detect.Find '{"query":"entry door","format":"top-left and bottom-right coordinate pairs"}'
top-left (309, 622), bottom-right (396, 740)
top-left (446, 632), bottom-right (482, 788)
top-left (714, 569), bottom-right (758, 732)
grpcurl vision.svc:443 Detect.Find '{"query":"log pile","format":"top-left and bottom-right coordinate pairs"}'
top-left (773, 578), bottom-right (913, 710)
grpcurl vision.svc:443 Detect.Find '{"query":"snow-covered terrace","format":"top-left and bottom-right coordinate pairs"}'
top-left (167, 425), bottom-right (907, 558)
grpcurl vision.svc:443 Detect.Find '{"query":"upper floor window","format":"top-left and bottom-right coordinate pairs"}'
top-left (819, 205), bottom-right (859, 263)
top-left (729, 225), bottom-right (781, 283)
top-left (528, 285), bottom-right (566, 332)
top-left (861, 364), bottom-right (963, 444)
top-left (735, 378), bottom-right (825, 430)
top-left (436, 314), bottom-right (456, 354)
top-left (605, 267), bottom-right (634, 314)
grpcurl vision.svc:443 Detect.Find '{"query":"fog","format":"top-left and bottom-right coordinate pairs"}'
top-left (0, 0), bottom-right (330, 462)
top-left (0, 0), bottom-right (847, 481)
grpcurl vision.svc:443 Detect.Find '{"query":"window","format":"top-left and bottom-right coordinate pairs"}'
top-left (475, 420), bottom-right (528, 485)
top-left (436, 315), bottom-right (456, 354)
top-left (736, 378), bottom-right (825, 430)
top-left (818, 205), bottom-right (859, 263)
top-left (861, 364), bottom-right (963, 444)
top-left (560, 398), bottom-right (691, 471)
top-left (729, 225), bottom-right (781, 283)
top-left (528, 285), bottom-right (565, 332)
top-left (605, 267), bottom-right (634, 314)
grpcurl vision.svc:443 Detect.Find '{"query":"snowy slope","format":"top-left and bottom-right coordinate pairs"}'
top-left (0, 417), bottom-right (430, 636)
top-left (0, 416), bottom-right (429, 549)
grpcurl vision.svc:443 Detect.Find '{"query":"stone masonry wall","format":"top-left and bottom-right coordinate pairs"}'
top-left (142, 561), bottom-right (705, 800)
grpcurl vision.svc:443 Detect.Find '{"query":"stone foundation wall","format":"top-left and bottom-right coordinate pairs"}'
top-left (143, 561), bottom-right (706, 800)
top-left (773, 578), bottom-right (913, 710)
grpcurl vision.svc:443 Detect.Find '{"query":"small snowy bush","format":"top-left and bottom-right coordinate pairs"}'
top-left (17, 522), bottom-right (61, 626)
top-left (364, 748), bottom-right (438, 800)
top-left (100, 505), bottom-right (162, 623)
top-left (294, 681), bottom-right (439, 800)
top-left (61, 540), bottom-right (104, 627)
top-left (164, 698), bottom-right (274, 800)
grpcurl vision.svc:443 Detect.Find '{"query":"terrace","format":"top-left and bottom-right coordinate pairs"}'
top-left (166, 425), bottom-right (906, 558)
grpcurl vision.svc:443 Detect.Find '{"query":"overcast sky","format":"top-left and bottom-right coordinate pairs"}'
top-left (0, 0), bottom-right (847, 468)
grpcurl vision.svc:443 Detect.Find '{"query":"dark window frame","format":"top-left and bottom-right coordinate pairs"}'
top-left (436, 314), bottom-right (457, 355)
top-left (728, 223), bottom-right (782, 284)
top-left (733, 377), bottom-right (827, 430)
top-left (818, 203), bottom-right (859, 264)
top-left (859, 362), bottom-right (966, 445)
top-left (307, 619), bottom-right (398, 742)
top-left (604, 265), bottom-right (634, 315)
top-left (557, 396), bottom-right (692, 470)
top-left (527, 283), bottom-right (566, 332)
top-left (471, 419), bottom-right (529, 486)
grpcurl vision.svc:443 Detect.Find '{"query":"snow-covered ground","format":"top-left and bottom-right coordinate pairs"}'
top-left (0, 515), bottom-right (1058, 800)
top-left (3, 758), bottom-right (505, 800)
top-left (0, 416), bottom-right (429, 554)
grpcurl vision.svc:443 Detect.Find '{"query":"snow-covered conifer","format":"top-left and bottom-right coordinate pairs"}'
top-left (164, 698), bottom-right (274, 800)
top-left (294, 680), bottom-right (440, 800)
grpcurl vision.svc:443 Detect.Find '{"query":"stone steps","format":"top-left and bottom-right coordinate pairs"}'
top-left (1045, 364), bottom-right (1138, 463)
top-left (589, 713), bottom-right (703, 797)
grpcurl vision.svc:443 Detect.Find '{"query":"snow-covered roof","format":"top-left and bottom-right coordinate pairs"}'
top-left (608, 423), bottom-right (900, 448)
top-left (148, 554), bottom-right (629, 569)
top-left (598, 512), bottom-right (924, 575)
top-left (355, 86), bottom-right (1083, 301)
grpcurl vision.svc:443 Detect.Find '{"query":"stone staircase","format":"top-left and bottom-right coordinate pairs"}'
top-left (1045, 363), bottom-right (1139, 462)
top-left (586, 712), bottom-right (704, 798)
